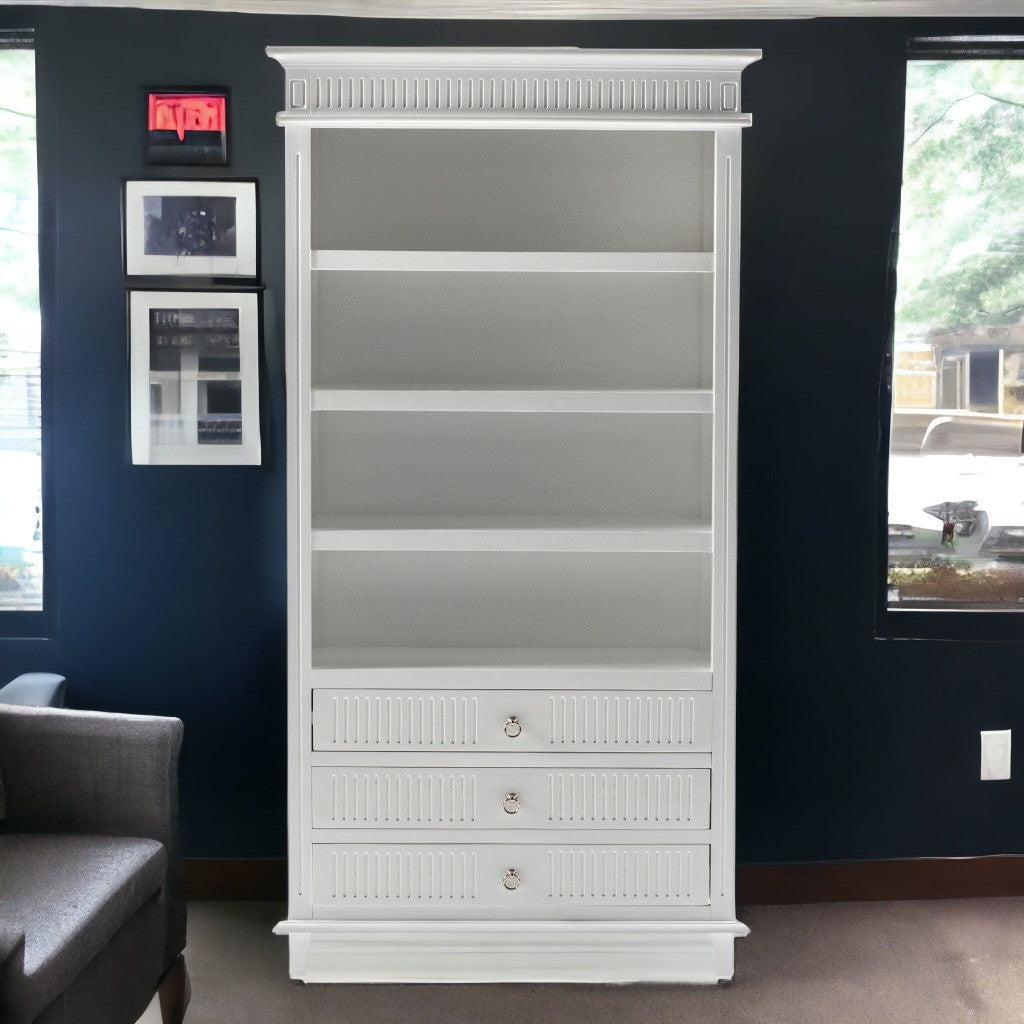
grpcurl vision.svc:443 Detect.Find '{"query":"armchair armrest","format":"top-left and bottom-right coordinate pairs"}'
top-left (0, 705), bottom-right (181, 840)
top-left (0, 673), bottom-right (66, 708)
top-left (0, 706), bottom-right (185, 958)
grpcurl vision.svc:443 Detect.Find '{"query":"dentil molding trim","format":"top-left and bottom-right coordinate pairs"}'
top-left (268, 47), bottom-right (760, 126)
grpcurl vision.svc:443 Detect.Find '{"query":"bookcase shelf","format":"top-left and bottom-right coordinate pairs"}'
top-left (310, 388), bottom-right (713, 414)
top-left (312, 250), bottom-right (714, 273)
top-left (309, 645), bottom-right (713, 689)
top-left (310, 516), bottom-right (713, 552)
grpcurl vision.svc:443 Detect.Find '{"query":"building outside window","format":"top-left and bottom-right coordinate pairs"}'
top-left (0, 37), bottom-right (41, 613)
top-left (886, 42), bottom-right (1024, 613)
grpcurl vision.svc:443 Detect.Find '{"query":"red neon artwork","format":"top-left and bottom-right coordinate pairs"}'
top-left (148, 94), bottom-right (226, 142)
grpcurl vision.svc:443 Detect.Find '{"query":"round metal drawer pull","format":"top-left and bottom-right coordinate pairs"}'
top-left (502, 868), bottom-right (521, 891)
top-left (503, 792), bottom-right (521, 815)
top-left (504, 715), bottom-right (522, 738)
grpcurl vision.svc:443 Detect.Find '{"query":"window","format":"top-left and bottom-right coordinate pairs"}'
top-left (885, 40), bottom-right (1024, 620)
top-left (0, 36), bottom-right (41, 614)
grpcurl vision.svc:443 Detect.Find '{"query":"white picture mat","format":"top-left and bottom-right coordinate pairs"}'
top-left (130, 290), bottom-right (261, 465)
top-left (125, 180), bottom-right (258, 278)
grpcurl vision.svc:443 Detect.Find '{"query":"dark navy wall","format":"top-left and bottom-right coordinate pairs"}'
top-left (2, 5), bottom-right (1023, 861)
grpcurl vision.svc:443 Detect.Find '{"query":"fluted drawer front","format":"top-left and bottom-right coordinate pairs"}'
top-left (312, 768), bottom-right (481, 827)
top-left (312, 843), bottom-right (710, 910)
top-left (312, 689), bottom-right (713, 751)
top-left (311, 766), bottom-right (711, 829)
top-left (542, 769), bottom-right (711, 828)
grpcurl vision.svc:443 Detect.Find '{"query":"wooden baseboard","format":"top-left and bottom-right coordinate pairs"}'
top-left (183, 855), bottom-right (1024, 903)
top-left (184, 858), bottom-right (287, 900)
top-left (738, 855), bottom-right (1024, 904)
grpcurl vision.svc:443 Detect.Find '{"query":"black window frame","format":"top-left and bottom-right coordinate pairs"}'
top-left (0, 28), bottom-right (56, 640)
top-left (877, 36), bottom-right (1024, 643)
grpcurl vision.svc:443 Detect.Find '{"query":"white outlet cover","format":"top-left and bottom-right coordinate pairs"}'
top-left (981, 729), bottom-right (1012, 781)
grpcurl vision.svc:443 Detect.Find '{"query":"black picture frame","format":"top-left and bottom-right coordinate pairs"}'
top-left (144, 87), bottom-right (230, 166)
top-left (126, 285), bottom-right (263, 466)
top-left (121, 176), bottom-right (260, 282)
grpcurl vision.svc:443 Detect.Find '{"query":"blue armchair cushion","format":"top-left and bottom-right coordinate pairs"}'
top-left (0, 674), bottom-right (67, 709)
top-left (0, 833), bottom-right (166, 1024)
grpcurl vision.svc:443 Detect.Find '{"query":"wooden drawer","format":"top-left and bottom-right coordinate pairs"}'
top-left (311, 689), bottom-right (712, 752)
top-left (312, 843), bottom-right (711, 910)
top-left (311, 765), bottom-right (711, 830)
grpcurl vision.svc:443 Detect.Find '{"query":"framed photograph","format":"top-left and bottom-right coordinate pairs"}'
top-left (129, 290), bottom-right (261, 466)
top-left (145, 88), bottom-right (229, 165)
top-left (123, 179), bottom-right (258, 280)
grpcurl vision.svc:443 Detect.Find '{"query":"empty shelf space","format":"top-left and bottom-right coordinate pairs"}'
top-left (312, 128), bottom-right (714, 252)
top-left (309, 646), bottom-right (713, 689)
top-left (314, 271), bottom-right (712, 391)
top-left (312, 251), bottom-right (713, 273)
top-left (310, 389), bottom-right (713, 414)
top-left (311, 551), bottom-right (711, 653)
top-left (312, 412), bottom-right (712, 520)
top-left (311, 516), bottom-right (713, 552)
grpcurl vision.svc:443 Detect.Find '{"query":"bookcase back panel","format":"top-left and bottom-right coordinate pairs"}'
top-left (313, 412), bottom-right (711, 519)
top-left (312, 551), bottom-right (711, 651)
top-left (314, 271), bottom-right (710, 390)
top-left (312, 129), bottom-right (713, 252)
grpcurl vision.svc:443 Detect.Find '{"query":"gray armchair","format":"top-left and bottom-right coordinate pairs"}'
top-left (0, 704), bottom-right (189, 1024)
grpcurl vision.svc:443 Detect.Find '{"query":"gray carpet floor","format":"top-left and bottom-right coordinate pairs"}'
top-left (184, 898), bottom-right (1024, 1023)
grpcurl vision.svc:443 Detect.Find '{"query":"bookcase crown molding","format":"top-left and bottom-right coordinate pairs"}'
top-left (268, 47), bottom-right (760, 126)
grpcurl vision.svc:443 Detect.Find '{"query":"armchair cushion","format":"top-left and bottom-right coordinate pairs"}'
top-left (0, 704), bottom-right (185, 954)
top-left (0, 834), bottom-right (166, 1024)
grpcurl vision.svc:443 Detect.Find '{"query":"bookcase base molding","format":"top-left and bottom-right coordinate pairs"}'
top-left (274, 920), bottom-right (749, 984)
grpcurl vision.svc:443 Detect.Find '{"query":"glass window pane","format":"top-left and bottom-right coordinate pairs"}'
top-left (0, 46), bottom-right (41, 612)
top-left (888, 58), bottom-right (1024, 611)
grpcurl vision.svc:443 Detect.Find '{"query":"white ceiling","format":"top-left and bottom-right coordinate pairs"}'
top-left (5, 0), bottom-right (1024, 18)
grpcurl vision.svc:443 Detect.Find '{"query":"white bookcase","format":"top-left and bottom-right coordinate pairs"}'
top-left (269, 45), bottom-right (759, 984)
